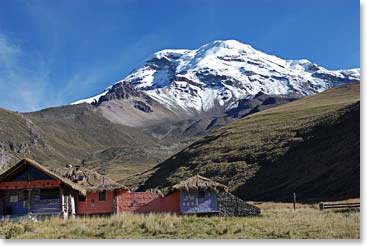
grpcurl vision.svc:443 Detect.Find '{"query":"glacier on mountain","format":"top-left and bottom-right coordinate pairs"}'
top-left (73, 40), bottom-right (360, 113)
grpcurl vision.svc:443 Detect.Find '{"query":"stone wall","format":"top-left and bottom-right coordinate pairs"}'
top-left (217, 192), bottom-right (260, 217)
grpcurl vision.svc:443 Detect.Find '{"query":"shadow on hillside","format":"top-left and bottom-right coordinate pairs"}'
top-left (233, 101), bottom-right (360, 203)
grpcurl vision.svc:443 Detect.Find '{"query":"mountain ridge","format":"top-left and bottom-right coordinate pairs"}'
top-left (73, 40), bottom-right (359, 117)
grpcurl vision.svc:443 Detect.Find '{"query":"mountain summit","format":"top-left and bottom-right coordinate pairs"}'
top-left (73, 40), bottom-right (360, 115)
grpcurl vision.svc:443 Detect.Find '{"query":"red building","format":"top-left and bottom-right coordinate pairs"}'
top-left (117, 190), bottom-right (180, 214)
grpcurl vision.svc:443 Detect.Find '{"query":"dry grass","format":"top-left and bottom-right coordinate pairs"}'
top-left (0, 201), bottom-right (359, 239)
top-left (249, 198), bottom-right (360, 210)
top-left (172, 175), bottom-right (229, 192)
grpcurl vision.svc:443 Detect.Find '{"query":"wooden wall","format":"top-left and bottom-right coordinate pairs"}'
top-left (0, 188), bottom-right (61, 215)
top-left (31, 189), bottom-right (61, 214)
top-left (0, 189), bottom-right (28, 215)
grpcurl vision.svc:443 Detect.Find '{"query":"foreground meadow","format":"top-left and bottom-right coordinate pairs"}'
top-left (0, 201), bottom-right (359, 239)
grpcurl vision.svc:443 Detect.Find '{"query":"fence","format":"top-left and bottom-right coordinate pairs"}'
top-left (319, 202), bottom-right (360, 210)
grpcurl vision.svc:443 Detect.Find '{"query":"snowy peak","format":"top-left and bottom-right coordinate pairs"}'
top-left (73, 40), bottom-right (360, 114)
top-left (150, 49), bottom-right (190, 60)
top-left (196, 40), bottom-right (257, 56)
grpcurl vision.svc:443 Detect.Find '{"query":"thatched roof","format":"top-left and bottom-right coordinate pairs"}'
top-left (172, 175), bottom-right (229, 193)
top-left (0, 159), bottom-right (128, 195)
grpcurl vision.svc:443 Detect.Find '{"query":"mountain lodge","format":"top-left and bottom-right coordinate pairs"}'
top-left (0, 159), bottom-right (260, 219)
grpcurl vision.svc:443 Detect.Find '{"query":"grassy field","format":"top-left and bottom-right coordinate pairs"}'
top-left (0, 200), bottom-right (359, 239)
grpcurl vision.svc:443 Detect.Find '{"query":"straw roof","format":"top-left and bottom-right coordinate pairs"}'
top-left (172, 175), bottom-right (229, 193)
top-left (0, 159), bottom-right (128, 195)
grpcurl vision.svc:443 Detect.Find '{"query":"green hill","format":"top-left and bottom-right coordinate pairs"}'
top-left (139, 83), bottom-right (360, 202)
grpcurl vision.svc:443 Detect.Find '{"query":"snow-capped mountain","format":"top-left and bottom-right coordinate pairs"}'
top-left (73, 40), bottom-right (360, 115)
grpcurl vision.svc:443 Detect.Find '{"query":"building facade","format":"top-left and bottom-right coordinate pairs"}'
top-left (0, 159), bottom-right (128, 219)
top-left (0, 159), bottom-right (260, 219)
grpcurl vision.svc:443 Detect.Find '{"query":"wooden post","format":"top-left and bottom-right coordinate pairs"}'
top-left (113, 191), bottom-right (118, 214)
top-left (319, 202), bottom-right (324, 211)
top-left (27, 189), bottom-right (32, 213)
top-left (293, 193), bottom-right (296, 211)
top-left (70, 193), bottom-right (76, 219)
top-left (0, 193), bottom-right (3, 216)
top-left (61, 188), bottom-right (68, 220)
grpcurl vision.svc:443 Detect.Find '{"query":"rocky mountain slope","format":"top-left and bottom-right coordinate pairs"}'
top-left (138, 83), bottom-right (360, 202)
top-left (0, 86), bottom-right (296, 181)
top-left (0, 104), bottom-right (188, 181)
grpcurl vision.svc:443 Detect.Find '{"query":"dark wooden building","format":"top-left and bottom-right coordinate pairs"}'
top-left (0, 159), bottom-right (128, 219)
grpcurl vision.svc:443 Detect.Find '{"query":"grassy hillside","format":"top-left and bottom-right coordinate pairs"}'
top-left (0, 201), bottom-right (359, 239)
top-left (0, 104), bottom-right (187, 180)
top-left (0, 107), bottom-right (55, 169)
top-left (0, 92), bottom-right (299, 184)
top-left (139, 83), bottom-right (360, 202)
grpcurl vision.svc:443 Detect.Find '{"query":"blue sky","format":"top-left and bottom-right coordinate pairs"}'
top-left (0, 0), bottom-right (360, 112)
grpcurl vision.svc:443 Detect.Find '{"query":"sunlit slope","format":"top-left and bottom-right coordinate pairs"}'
top-left (0, 104), bottom-right (180, 179)
top-left (140, 83), bottom-right (360, 202)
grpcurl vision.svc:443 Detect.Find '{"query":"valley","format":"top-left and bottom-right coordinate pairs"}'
top-left (0, 40), bottom-right (360, 201)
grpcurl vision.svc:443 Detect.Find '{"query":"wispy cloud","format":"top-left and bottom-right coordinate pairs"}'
top-left (0, 35), bottom-right (21, 69)
top-left (0, 33), bottom-right (55, 112)
top-left (0, 30), bottom-right (163, 112)
top-left (59, 32), bottom-right (165, 104)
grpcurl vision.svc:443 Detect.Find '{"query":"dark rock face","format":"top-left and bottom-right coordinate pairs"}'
top-left (311, 72), bottom-right (359, 84)
top-left (133, 101), bottom-right (153, 113)
top-left (107, 82), bottom-right (141, 99)
top-left (306, 63), bottom-right (320, 72)
top-left (225, 94), bottom-right (298, 119)
top-left (217, 192), bottom-right (261, 217)
top-left (92, 81), bottom-right (155, 107)
top-left (92, 82), bottom-right (141, 106)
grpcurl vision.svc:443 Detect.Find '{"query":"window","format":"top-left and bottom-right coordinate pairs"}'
top-left (91, 199), bottom-right (95, 208)
top-left (10, 195), bottom-right (18, 203)
top-left (198, 191), bottom-right (206, 199)
top-left (131, 199), bottom-right (138, 207)
top-left (40, 189), bottom-right (59, 200)
top-left (78, 193), bottom-right (86, 202)
top-left (99, 190), bottom-right (106, 201)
